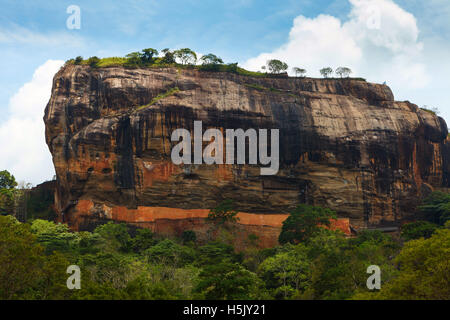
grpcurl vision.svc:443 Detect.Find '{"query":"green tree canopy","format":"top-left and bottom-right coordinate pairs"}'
top-left (267, 59), bottom-right (288, 74)
top-left (125, 52), bottom-right (144, 66)
top-left (141, 48), bottom-right (159, 63)
top-left (320, 67), bottom-right (333, 78)
top-left (419, 191), bottom-right (450, 226)
top-left (207, 199), bottom-right (239, 225)
top-left (335, 67), bottom-right (352, 78)
top-left (356, 225), bottom-right (450, 300)
top-left (87, 56), bottom-right (100, 67)
top-left (278, 204), bottom-right (337, 244)
top-left (160, 48), bottom-right (176, 64)
top-left (292, 67), bottom-right (307, 77)
top-left (200, 53), bottom-right (224, 65)
top-left (0, 170), bottom-right (17, 190)
top-left (0, 170), bottom-right (17, 215)
top-left (174, 48), bottom-right (197, 65)
top-left (401, 221), bottom-right (438, 241)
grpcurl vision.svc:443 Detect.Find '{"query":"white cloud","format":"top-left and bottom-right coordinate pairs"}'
top-left (243, 0), bottom-right (431, 91)
top-left (0, 25), bottom-right (85, 47)
top-left (0, 60), bottom-right (64, 185)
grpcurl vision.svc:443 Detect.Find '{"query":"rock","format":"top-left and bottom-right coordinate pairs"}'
top-left (44, 64), bottom-right (449, 246)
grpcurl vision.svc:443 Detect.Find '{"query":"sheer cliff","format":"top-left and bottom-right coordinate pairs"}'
top-left (44, 64), bottom-right (449, 246)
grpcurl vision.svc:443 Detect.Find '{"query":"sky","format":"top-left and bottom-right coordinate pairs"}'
top-left (0, 0), bottom-right (449, 185)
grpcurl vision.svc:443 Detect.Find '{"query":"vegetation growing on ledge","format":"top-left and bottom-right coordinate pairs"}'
top-left (420, 106), bottom-right (440, 116)
top-left (66, 48), bottom-right (366, 81)
top-left (135, 87), bottom-right (180, 111)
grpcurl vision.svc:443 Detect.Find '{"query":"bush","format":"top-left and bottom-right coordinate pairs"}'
top-left (145, 239), bottom-right (196, 267)
top-left (419, 191), bottom-right (450, 226)
top-left (401, 221), bottom-right (438, 241)
top-left (87, 56), bottom-right (100, 67)
top-left (279, 204), bottom-right (337, 244)
top-left (182, 230), bottom-right (197, 244)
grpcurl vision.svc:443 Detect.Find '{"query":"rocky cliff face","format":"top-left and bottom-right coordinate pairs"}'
top-left (44, 64), bottom-right (448, 245)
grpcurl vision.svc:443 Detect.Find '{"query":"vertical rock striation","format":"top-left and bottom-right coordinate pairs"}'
top-left (44, 64), bottom-right (449, 245)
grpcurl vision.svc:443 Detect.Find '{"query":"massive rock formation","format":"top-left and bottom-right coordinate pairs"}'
top-left (44, 64), bottom-right (448, 246)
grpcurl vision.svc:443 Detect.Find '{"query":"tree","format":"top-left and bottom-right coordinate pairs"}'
top-left (131, 228), bottom-right (156, 253)
top-left (0, 216), bottom-right (72, 299)
top-left (174, 48), bottom-right (197, 65)
top-left (267, 59), bottom-right (288, 74)
top-left (94, 222), bottom-right (132, 253)
top-left (401, 221), bottom-right (438, 241)
top-left (195, 260), bottom-right (263, 299)
top-left (292, 67), bottom-right (306, 77)
top-left (0, 170), bottom-right (17, 191)
top-left (0, 170), bottom-right (17, 215)
top-left (258, 244), bottom-right (311, 299)
top-left (74, 56), bottom-right (83, 64)
top-left (0, 215), bottom-right (41, 299)
top-left (361, 226), bottom-right (450, 299)
top-left (182, 230), bottom-right (197, 244)
top-left (145, 239), bottom-right (196, 267)
top-left (160, 48), bottom-right (176, 64)
top-left (308, 229), bottom-right (398, 300)
top-left (125, 52), bottom-right (143, 66)
top-left (200, 53), bottom-right (224, 65)
top-left (207, 200), bottom-right (239, 225)
top-left (320, 67), bottom-right (333, 78)
top-left (141, 48), bottom-right (159, 64)
top-left (335, 67), bottom-right (352, 78)
top-left (418, 191), bottom-right (450, 226)
top-left (278, 204), bottom-right (337, 244)
top-left (87, 56), bottom-right (100, 67)
top-left (30, 219), bottom-right (78, 255)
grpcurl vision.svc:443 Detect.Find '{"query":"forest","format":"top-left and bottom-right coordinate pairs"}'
top-left (1, 179), bottom-right (449, 300)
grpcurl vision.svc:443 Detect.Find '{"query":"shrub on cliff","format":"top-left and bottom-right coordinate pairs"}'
top-left (87, 56), bottom-right (100, 67)
top-left (125, 51), bottom-right (144, 66)
top-left (207, 199), bottom-right (239, 225)
top-left (74, 56), bottom-right (83, 65)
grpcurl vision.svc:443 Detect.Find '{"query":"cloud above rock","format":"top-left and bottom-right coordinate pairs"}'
top-left (243, 0), bottom-right (430, 91)
top-left (0, 60), bottom-right (64, 185)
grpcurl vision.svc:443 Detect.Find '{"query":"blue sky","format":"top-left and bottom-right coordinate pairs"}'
top-left (0, 0), bottom-right (449, 184)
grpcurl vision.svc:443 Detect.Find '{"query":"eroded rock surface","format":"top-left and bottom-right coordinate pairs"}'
top-left (44, 64), bottom-right (449, 244)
